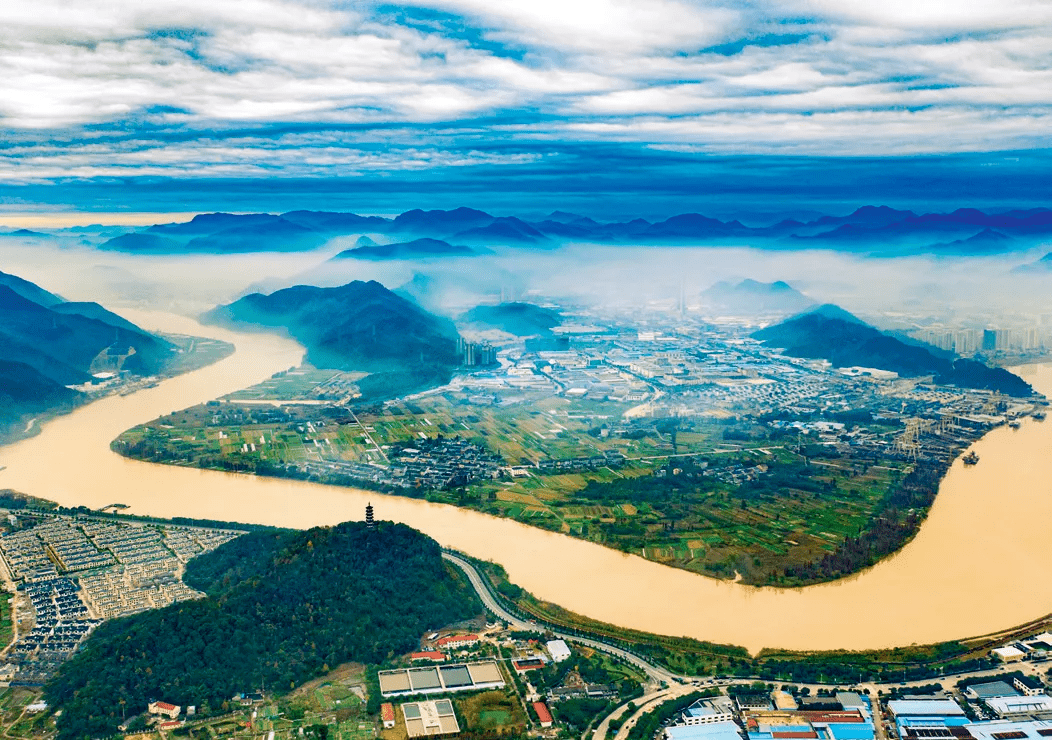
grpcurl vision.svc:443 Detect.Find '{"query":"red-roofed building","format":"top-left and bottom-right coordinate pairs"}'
top-left (435, 634), bottom-right (479, 649)
top-left (381, 703), bottom-right (396, 728)
top-left (148, 701), bottom-right (181, 719)
top-left (158, 721), bottom-right (185, 730)
top-left (513, 658), bottom-right (546, 674)
top-left (533, 701), bottom-right (554, 728)
top-left (801, 711), bottom-right (864, 724)
top-left (411, 651), bottom-right (447, 662)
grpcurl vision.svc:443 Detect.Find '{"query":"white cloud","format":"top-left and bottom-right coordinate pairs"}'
top-left (798, 0), bottom-right (1052, 31)
top-left (413, 0), bottom-right (739, 53)
top-left (0, 133), bottom-right (545, 181)
top-left (0, 0), bottom-right (1049, 162)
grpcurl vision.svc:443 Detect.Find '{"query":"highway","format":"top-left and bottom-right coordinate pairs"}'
top-left (442, 552), bottom-right (681, 687)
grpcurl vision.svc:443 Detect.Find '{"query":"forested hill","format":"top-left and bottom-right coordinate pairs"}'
top-left (461, 302), bottom-right (562, 336)
top-left (0, 268), bottom-right (178, 441)
top-left (204, 280), bottom-right (460, 378)
top-left (46, 521), bottom-right (481, 740)
top-left (754, 305), bottom-right (1033, 397)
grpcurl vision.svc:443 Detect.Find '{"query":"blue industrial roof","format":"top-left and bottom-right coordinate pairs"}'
top-left (824, 723), bottom-right (875, 740)
top-left (898, 717), bottom-right (971, 728)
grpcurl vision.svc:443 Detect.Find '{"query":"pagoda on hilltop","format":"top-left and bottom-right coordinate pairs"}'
top-left (366, 503), bottom-right (375, 529)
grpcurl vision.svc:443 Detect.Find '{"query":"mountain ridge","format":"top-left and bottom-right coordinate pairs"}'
top-left (92, 205), bottom-right (1052, 254)
top-left (701, 279), bottom-right (815, 314)
top-left (754, 305), bottom-right (1032, 396)
top-left (0, 270), bottom-right (179, 440)
top-left (204, 280), bottom-right (461, 395)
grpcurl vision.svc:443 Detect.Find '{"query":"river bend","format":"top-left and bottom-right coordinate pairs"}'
top-left (2, 311), bottom-right (1051, 654)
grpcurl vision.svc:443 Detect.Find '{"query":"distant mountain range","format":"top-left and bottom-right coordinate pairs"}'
top-left (90, 205), bottom-right (1052, 255)
top-left (332, 237), bottom-right (476, 261)
top-left (204, 280), bottom-right (461, 397)
top-left (100, 213), bottom-right (327, 253)
top-left (754, 305), bottom-right (1032, 397)
top-left (0, 269), bottom-right (177, 439)
top-left (0, 228), bottom-right (47, 238)
top-left (701, 279), bottom-right (815, 314)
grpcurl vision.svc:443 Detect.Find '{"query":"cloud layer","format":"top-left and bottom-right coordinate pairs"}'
top-left (1, 0), bottom-right (1050, 186)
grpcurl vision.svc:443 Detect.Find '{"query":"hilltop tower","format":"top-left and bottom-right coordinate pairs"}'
top-left (365, 503), bottom-right (375, 529)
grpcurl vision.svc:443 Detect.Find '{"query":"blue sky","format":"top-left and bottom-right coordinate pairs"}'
top-left (1, 0), bottom-right (1051, 217)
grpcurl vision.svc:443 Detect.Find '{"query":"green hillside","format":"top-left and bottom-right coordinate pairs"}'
top-left (754, 305), bottom-right (1032, 397)
top-left (0, 285), bottom-right (175, 384)
top-left (45, 521), bottom-right (480, 740)
top-left (205, 280), bottom-right (460, 394)
top-left (0, 269), bottom-right (181, 440)
top-left (461, 302), bottom-right (562, 336)
top-left (0, 360), bottom-right (80, 438)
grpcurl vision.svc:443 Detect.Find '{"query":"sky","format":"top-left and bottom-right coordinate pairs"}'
top-left (2, 0), bottom-right (1051, 218)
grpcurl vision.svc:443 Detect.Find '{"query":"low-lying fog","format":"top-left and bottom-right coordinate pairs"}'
top-left (4, 233), bottom-right (1052, 330)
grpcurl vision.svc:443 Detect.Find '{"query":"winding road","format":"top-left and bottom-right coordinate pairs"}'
top-left (442, 551), bottom-right (680, 687)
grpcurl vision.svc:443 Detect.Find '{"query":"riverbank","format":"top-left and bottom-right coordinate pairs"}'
top-left (463, 555), bottom-right (1048, 682)
top-left (109, 418), bottom-right (970, 588)
top-left (0, 332), bottom-right (233, 447)
top-left (3, 311), bottom-right (1052, 653)
top-left (106, 356), bottom-right (990, 588)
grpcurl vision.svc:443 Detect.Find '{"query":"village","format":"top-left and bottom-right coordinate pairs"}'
top-left (118, 302), bottom-right (1048, 496)
top-left (112, 302), bottom-right (1048, 585)
top-left (70, 617), bottom-right (1052, 740)
top-left (0, 509), bottom-right (242, 686)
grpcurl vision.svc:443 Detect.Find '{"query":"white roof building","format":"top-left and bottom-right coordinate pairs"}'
top-left (666, 721), bottom-right (745, 740)
top-left (546, 639), bottom-right (571, 663)
top-left (966, 720), bottom-right (1052, 740)
top-left (985, 695), bottom-right (1052, 717)
top-left (992, 646), bottom-right (1027, 662)
top-left (887, 699), bottom-right (965, 718)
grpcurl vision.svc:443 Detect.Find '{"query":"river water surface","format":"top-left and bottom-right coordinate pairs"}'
top-left (1, 311), bottom-right (1051, 654)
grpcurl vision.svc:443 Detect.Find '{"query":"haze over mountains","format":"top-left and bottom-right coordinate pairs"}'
top-left (204, 280), bottom-right (461, 397)
top-left (0, 269), bottom-right (178, 439)
top-left (332, 237), bottom-right (477, 261)
top-left (461, 302), bottom-right (563, 337)
top-left (701, 279), bottom-right (815, 315)
top-left (87, 205), bottom-right (1052, 256)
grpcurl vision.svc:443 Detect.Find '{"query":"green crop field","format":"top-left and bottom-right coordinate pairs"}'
top-left (458, 691), bottom-right (525, 733)
top-left (0, 593), bottom-right (13, 649)
top-left (478, 710), bottom-right (511, 727)
top-left (114, 367), bottom-right (915, 585)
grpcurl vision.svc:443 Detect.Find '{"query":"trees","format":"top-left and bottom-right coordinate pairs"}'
top-left (46, 521), bottom-right (481, 740)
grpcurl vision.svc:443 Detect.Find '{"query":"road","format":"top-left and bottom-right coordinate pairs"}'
top-left (444, 551), bottom-right (1052, 740)
top-left (442, 552), bottom-right (681, 687)
top-left (612, 685), bottom-right (697, 740)
top-left (590, 699), bottom-right (634, 740)
top-left (444, 551), bottom-right (1052, 693)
